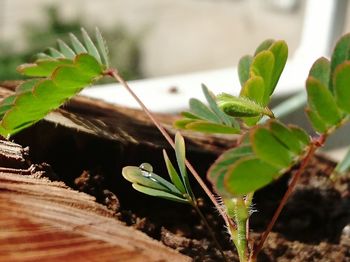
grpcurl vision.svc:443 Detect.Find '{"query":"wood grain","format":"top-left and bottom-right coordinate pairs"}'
top-left (0, 139), bottom-right (190, 262)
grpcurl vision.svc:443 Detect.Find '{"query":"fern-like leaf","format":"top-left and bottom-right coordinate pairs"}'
top-left (0, 28), bottom-right (109, 137)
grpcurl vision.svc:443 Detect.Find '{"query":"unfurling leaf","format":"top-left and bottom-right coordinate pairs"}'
top-left (217, 93), bottom-right (273, 118)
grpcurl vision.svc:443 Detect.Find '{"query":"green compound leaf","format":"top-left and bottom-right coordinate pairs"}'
top-left (163, 150), bottom-right (187, 194)
top-left (224, 156), bottom-right (280, 195)
top-left (207, 146), bottom-right (252, 196)
top-left (237, 39), bottom-right (287, 111)
top-left (309, 57), bottom-right (330, 88)
top-left (251, 126), bottom-right (294, 168)
top-left (333, 62), bottom-right (350, 113)
top-left (330, 33), bottom-right (350, 92)
top-left (0, 29), bottom-right (109, 137)
top-left (268, 120), bottom-right (303, 154)
top-left (217, 93), bottom-right (273, 118)
top-left (132, 184), bottom-right (189, 204)
top-left (305, 108), bottom-right (328, 133)
top-left (238, 55), bottom-right (253, 87)
top-left (306, 77), bottom-right (342, 127)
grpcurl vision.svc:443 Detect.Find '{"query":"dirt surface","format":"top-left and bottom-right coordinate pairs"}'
top-left (68, 153), bottom-right (350, 261)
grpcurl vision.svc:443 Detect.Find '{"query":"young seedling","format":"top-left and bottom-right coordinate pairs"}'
top-left (122, 132), bottom-right (227, 260)
top-left (1, 29), bottom-right (350, 261)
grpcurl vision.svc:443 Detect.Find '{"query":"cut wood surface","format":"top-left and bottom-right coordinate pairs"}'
top-left (0, 139), bottom-right (190, 262)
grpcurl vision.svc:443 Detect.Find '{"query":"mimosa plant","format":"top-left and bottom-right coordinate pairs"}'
top-left (1, 28), bottom-right (350, 262)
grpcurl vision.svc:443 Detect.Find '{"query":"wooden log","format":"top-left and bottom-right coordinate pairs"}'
top-left (0, 139), bottom-right (190, 262)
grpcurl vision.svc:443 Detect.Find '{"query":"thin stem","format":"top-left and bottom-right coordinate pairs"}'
top-left (107, 69), bottom-right (233, 229)
top-left (252, 135), bottom-right (326, 259)
top-left (192, 203), bottom-right (229, 262)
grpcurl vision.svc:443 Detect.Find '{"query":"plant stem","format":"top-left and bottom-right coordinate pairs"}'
top-left (251, 135), bottom-right (326, 260)
top-left (192, 203), bottom-right (229, 262)
top-left (107, 69), bottom-right (234, 230)
top-left (227, 197), bottom-right (249, 262)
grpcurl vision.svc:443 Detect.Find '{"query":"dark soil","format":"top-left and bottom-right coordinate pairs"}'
top-left (13, 123), bottom-right (350, 261)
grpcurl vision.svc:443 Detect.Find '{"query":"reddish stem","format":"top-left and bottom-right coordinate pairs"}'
top-left (251, 134), bottom-right (326, 260)
top-left (108, 69), bottom-right (234, 229)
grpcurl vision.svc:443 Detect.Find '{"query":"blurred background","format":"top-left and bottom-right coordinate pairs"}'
top-left (0, 0), bottom-right (314, 81)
